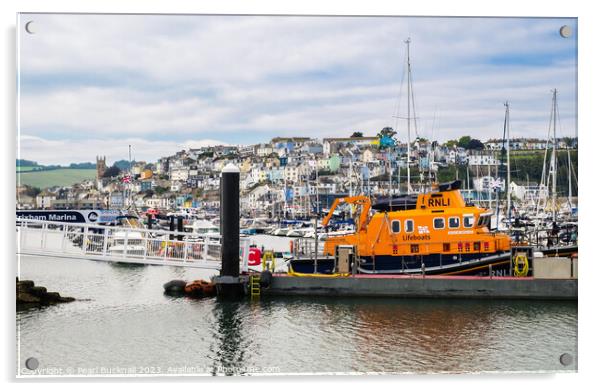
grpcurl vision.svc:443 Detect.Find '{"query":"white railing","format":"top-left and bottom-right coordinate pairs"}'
top-left (16, 217), bottom-right (250, 270)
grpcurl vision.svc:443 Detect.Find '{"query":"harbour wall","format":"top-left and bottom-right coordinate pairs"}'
top-left (266, 275), bottom-right (577, 300)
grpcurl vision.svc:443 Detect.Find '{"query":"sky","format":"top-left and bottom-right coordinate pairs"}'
top-left (17, 14), bottom-right (577, 165)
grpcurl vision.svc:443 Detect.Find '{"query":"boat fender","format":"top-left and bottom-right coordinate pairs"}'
top-left (184, 280), bottom-right (206, 297)
top-left (290, 240), bottom-right (294, 253)
top-left (260, 270), bottom-right (272, 288)
top-left (163, 280), bottom-right (187, 296)
top-left (513, 254), bottom-right (529, 277)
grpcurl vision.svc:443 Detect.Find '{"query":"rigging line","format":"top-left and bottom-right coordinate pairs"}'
top-left (392, 43), bottom-right (408, 135)
top-left (538, 93), bottom-right (554, 203)
top-left (553, 95), bottom-right (578, 189)
top-left (570, 159), bottom-right (579, 188)
top-left (409, 69), bottom-right (420, 139)
top-left (430, 107), bottom-right (438, 141)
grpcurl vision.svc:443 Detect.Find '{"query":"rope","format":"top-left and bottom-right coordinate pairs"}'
top-left (513, 253), bottom-right (529, 277)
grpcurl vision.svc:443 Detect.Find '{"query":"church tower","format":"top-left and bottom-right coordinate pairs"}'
top-left (96, 156), bottom-right (107, 180)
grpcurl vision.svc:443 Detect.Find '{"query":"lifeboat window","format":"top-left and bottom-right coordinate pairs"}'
top-left (484, 215), bottom-right (491, 227)
top-left (477, 215), bottom-right (491, 227)
top-left (411, 244), bottom-right (419, 253)
top-left (449, 217), bottom-right (460, 229)
top-left (473, 242), bottom-right (481, 251)
top-left (443, 243), bottom-right (450, 252)
top-left (463, 215), bottom-right (474, 228)
top-left (433, 217), bottom-right (445, 230)
top-left (391, 220), bottom-right (401, 234)
top-left (405, 220), bottom-right (414, 233)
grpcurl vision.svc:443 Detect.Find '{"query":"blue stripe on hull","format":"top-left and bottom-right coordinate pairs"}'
top-left (290, 252), bottom-right (510, 275)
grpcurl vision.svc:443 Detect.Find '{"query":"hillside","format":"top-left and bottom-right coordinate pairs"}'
top-left (17, 169), bottom-right (97, 189)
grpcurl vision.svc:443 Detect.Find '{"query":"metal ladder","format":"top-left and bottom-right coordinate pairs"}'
top-left (249, 274), bottom-right (261, 299)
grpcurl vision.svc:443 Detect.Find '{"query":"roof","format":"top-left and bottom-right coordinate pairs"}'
top-left (323, 137), bottom-right (379, 142)
top-left (271, 137), bottom-right (311, 143)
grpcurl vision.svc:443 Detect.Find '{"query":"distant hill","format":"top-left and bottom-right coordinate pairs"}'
top-left (16, 159), bottom-right (39, 167)
top-left (17, 168), bottom-right (97, 189)
top-left (68, 162), bottom-right (96, 169)
top-left (113, 160), bottom-right (139, 171)
top-left (16, 159), bottom-right (96, 172)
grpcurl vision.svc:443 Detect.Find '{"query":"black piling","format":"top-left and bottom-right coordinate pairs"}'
top-left (169, 216), bottom-right (175, 240)
top-left (177, 216), bottom-right (184, 241)
top-left (213, 163), bottom-right (245, 298)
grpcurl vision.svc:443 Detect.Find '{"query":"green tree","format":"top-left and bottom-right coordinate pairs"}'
top-left (154, 186), bottom-right (168, 195)
top-left (377, 127), bottom-right (396, 139)
top-left (24, 186), bottom-right (42, 197)
top-left (457, 136), bottom-right (472, 149)
top-left (102, 165), bottom-right (121, 178)
top-left (350, 131), bottom-right (364, 138)
top-left (467, 138), bottom-right (484, 150)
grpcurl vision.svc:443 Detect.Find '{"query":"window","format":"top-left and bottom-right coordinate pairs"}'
top-left (391, 220), bottom-right (401, 234)
top-left (405, 219), bottom-right (414, 233)
top-left (473, 242), bottom-right (481, 252)
top-left (463, 215), bottom-right (474, 228)
top-left (484, 215), bottom-right (491, 227)
top-left (411, 244), bottom-right (419, 253)
top-left (433, 217), bottom-right (445, 230)
top-left (449, 217), bottom-right (460, 229)
top-left (443, 243), bottom-right (450, 252)
top-left (477, 215), bottom-right (491, 227)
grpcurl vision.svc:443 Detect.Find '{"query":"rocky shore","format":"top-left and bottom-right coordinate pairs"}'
top-left (17, 277), bottom-right (75, 310)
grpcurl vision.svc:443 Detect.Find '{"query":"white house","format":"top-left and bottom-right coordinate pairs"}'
top-left (170, 181), bottom-right (183, 192)
top-left (257, 145), bottom-right (275, 157)
top-left (468, 152), bottom-right (500, 166)
top-left (509, 182), bottom-right (548, 201)
top-left (362, 149), bottom-right (376, 163)
top-left (35, 192), bottom-right (56, 209)
top-left (242, 184), bottom-right (271, 210)
top-left (473, 176), bottom-right (505, 192)
top-left (284, 165), bottom-right (299, 182)
top-left (170, 167), bottom-right (189, 181)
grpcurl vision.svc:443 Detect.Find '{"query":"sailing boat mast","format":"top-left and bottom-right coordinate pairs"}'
top-left (551, 88), bottom-right (558, 223)
top-left (503, 102), bottom-right (511, 225)
top-left (566, 143), bottom-right (573, 211)
top-left (487, 160), bottom-right (492, 209)
top-left (405, 38), bottom-right (412, 194)
top-left (127, 144), bottom-right (132, 210)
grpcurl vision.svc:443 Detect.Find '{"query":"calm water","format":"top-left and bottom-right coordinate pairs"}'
top-left (17, 254), bottom-right (577, 376)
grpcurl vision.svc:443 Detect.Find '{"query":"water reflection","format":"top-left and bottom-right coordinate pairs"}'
top-left (210, 299), bottom-right (247, 375)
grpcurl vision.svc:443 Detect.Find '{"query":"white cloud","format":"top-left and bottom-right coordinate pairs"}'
top-left (18, 135), bottom-right (229, 166)
top-left (18, 14), bottom-right (577, 164)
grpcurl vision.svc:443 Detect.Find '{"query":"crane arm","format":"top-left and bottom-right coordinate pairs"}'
top-left (321, 195), bottom-right (371, 230)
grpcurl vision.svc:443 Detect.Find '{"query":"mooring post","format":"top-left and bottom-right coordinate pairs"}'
top-left (221, 164), bottom-right (240, 278)
top-left (169, 216), bottom-right (175, 240)
top-left (213, 163), bottom-right (245, 298)
top-left (176, 216), bottom-right (184, 241)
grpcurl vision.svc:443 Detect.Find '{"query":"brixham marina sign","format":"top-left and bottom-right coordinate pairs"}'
top-left (16, 210), bottom-right (124, 224)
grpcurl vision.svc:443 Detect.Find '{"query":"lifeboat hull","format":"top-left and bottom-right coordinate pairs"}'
top-left (289, 251), bottom-right (512, 276)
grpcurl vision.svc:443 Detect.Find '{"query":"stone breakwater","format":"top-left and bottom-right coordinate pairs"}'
top-left (17, 277), bottom-right (75, 310)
